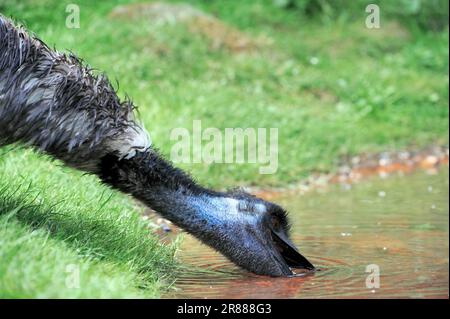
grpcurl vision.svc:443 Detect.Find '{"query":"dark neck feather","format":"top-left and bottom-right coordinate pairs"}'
top-left (98, 150), bottom-right (233, 237)
top-left (99, 150), bottom-right (212, 196)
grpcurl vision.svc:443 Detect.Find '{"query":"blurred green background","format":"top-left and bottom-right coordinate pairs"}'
top-left (2, 0), bottom-right (448, 187)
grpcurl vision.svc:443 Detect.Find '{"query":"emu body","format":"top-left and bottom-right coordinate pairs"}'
top-left (0, 15), bottom-right (314, 276)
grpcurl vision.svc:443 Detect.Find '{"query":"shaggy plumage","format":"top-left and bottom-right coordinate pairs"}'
top-left (0, 15), bottom-right (314, 276)
top-left (0, 15), bottom-right (149, 171)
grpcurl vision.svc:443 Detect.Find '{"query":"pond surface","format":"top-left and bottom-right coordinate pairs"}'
top-left (165, 167), bottom-right (449, 298)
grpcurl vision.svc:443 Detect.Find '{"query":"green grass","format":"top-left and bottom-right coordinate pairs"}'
top-left (0, 147), bottom-right (177, 298)
top-left (2, 0), bottom-right (448, 187)
top-left (0, 216), bottom-right (161, 298)
top-left (0, 0), bottom-right (448, 297)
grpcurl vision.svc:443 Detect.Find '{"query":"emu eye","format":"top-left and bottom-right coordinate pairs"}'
top-left (271, 216), bottom-right (280, 230)
top-left (238, 201), bottom-right (249, 212)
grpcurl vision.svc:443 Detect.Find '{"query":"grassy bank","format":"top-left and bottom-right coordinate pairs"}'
top-left (0, 0), bottom-right (448, 297)
top-left (0, 147), bottom-right (177, 297)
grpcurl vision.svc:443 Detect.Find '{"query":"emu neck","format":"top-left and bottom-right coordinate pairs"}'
top-left (99, 150), bottom-right (241, 236)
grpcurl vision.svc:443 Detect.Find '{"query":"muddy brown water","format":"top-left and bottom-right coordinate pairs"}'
top-left (164, 167), bottom-right (449, 298)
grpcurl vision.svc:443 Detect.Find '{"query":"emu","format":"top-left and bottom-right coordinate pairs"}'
top-left (0, 15), bottom-right (314, 276)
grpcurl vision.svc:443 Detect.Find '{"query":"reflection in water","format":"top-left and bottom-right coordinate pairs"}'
top-left (164, 167), bottom-right (449, 298)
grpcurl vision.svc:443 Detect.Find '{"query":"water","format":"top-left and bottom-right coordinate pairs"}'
top-left (165, 167), bottom-right (449, 298)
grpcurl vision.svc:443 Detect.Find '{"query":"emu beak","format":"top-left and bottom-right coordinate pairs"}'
top-left (270, 228), bottom-right (315, 271)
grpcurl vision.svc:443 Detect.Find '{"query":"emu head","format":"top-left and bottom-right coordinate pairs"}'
top-left (192, 191), bottom-right (315, 277)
